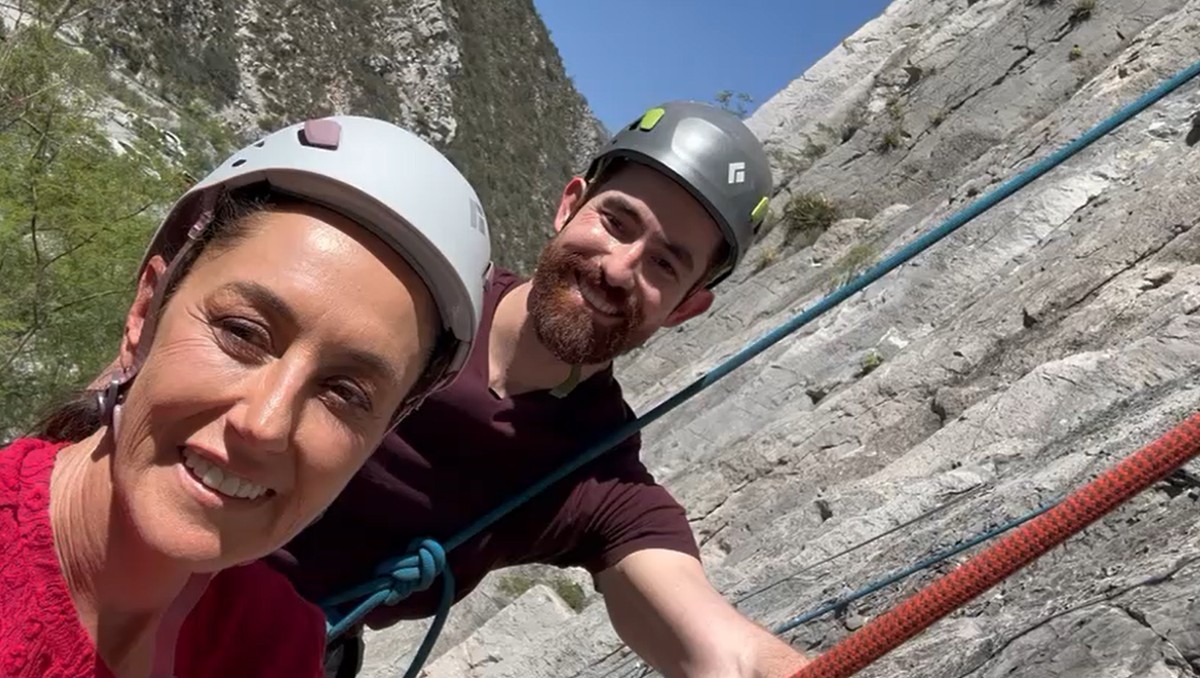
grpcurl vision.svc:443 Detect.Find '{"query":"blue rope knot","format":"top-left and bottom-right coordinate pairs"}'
top-left (376, 538), bottom-right (447, 606)
top-left (321, 536), bottom-right (458, 663)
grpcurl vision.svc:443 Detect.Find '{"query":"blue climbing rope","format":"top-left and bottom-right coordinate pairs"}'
top-left (769, 499), bottom-right (1059, 634)
top-left (605, 498), bottom-right (1062, 678)
top-left (597, 486), bottom-right (988, 678)
top-left (319, 57), bottom-right (1200, 678)
top-left (733, 485), bottom-right (985, 607)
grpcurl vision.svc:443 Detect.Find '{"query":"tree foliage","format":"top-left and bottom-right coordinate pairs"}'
top-left (0, 15), bottom-right (183, 439)
top-left (714, 89), bottom-right (753, 118)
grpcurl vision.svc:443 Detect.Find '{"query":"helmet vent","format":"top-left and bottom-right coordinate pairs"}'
top-left (231, 158), bottom-right (247, 168)
top-left (253, 140), bottom-right (265, 148)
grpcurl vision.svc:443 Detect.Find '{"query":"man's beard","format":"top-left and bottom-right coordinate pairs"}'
top-left (527, 242), bottom-right (648, 365)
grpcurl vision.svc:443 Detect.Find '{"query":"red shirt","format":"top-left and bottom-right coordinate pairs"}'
top-left (0, 437), bottom-right (326, 678)
top-left (275, 268), bottom-right (700, 628)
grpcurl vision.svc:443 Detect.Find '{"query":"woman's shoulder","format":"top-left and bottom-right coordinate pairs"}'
top-left (0, 437), bottom-right (96, 678)
top-left (178, 560), bottom-right (327, 678)
top-left (0, 437), bottom-right (66, 543)
top-left (1, 437), bottom-right (66, 488)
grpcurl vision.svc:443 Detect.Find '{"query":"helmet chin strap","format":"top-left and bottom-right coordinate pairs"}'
top-left (94, 360), bottom-right (216, 678)
top-left (95, 189), bottom-right (218, 443)
top-left (548, 363), bottom-right (582, 399)
top-left (151, 571), bottom-right (213, 678)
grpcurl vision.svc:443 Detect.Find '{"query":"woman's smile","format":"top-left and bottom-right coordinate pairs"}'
top-left (178, 446), bottom-right (276, 509)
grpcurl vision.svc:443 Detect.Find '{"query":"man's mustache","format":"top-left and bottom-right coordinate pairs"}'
top-left (566, 258), bottom-right (643, 322)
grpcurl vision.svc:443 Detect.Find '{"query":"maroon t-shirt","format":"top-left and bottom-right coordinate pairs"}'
top-left (275, 268), bottom-right (699, 628)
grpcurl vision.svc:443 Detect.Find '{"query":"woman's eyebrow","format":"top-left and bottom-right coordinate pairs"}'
top-left (335, 345), bottom-right (398, 386)
top-left (220, 281), bottom-right (298, 328)
top-left (218, 280), bottom-right (400, 384)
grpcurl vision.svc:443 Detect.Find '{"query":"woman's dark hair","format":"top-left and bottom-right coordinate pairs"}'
top-left (33, 188), bottom-right (274, 443)
top-left (33, 185), bottom-right (454, 443)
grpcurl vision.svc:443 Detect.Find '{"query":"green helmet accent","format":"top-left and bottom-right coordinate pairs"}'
top-left (585, 100), bottom-right (772, 287)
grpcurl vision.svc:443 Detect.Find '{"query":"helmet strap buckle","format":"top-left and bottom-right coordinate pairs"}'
top-left (97, 364), bottom-right (137, 439)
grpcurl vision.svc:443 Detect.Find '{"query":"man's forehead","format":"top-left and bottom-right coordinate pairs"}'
top-left (595, 164), bottom-right (717, 233)
top-left (595, 192), bottom-right (648, 222)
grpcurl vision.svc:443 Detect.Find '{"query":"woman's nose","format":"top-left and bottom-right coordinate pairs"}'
top-left (225, 361), bottom-right (306, 454)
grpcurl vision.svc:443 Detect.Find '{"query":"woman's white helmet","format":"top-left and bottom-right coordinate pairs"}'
top-left (140, 116), bottom-right (493, 394)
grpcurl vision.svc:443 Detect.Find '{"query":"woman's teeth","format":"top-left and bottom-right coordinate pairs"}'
top-left (182, 448), bottom-right (270, 500)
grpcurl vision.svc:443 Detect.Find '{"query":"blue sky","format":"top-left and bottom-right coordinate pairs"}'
top-left (532, 1), bottom-right (894, 133)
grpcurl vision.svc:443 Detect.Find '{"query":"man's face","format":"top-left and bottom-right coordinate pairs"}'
top-left (527, 162), bottom-right (722, 365)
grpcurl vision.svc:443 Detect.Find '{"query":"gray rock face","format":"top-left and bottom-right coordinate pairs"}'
top-left (357, 1), bottom-right (1200, 676)
top-left (362, 584), bottom-right (577, 678)
top-left (73, 0), bottom-right (606, 274)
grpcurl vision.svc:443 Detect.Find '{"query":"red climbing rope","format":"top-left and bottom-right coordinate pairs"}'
top-left (789, 410), bottom-right (1200, 678)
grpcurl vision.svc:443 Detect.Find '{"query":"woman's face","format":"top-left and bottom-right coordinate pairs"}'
top-left (111, 203), bottom-right (437, 569)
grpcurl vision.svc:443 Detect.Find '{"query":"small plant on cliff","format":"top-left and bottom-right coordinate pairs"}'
top-left (841, 105), bottom-right (867, 143)
top-left (1071, 0), bottom-right (1096, 23)
top-left (754, 245), bottom-right (781, 274)
top-left (860, 349), bottom-right (884, 376)
top-left (497, 572), bottom-right (587, 612)
top-left (498, 573), bottom-right (535, 599)
top-left (714, 89), bottom-right (753, 118)
top-left (828, 243), bottom-right (878, 291)
top-left (766, 142), bottom-right (828, 185)
top-left (782, 193), bottom-right (840, 245)
top-left (879, 128), bottom-right (903, 153)
top-left (550, 578), bottom-right (587, 613)
top-left (1069, 45), bottom-right (1084, 61)
top-left (767, 147), bottom-right (806, 182)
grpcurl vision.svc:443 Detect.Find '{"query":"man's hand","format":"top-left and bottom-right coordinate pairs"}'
top-left (597, 549), bottom-right (809, 678)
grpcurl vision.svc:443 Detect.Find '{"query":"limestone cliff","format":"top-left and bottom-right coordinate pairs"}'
top-left (360, 1), bottom-right (1200, 676)
top-left (76, 0), bottom-right (607, 274)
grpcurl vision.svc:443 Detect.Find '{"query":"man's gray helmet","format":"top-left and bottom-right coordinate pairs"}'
top-left (139, 115), bottom-right (493, 395)
top-left (584, 100), bottom-right (771, 287)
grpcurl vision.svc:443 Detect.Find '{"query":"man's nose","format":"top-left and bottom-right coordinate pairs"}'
top-left (600, 239), bottom-right (645, 290)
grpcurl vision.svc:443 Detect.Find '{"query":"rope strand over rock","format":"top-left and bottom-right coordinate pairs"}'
top-left (789, 410), bottom-right (1200, 678)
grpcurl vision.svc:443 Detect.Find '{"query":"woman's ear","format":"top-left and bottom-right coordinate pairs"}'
top-left (119, 256), bottom-right (169, 369)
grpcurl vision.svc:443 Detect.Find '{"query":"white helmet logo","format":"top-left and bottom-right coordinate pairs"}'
top-left (727, 161), bottom-right (746, 185)
top-left (470, 200), bottom-right (488, 235)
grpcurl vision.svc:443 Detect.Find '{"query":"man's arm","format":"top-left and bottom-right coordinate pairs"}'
top-left (596, 548), bottom-right (809, 678)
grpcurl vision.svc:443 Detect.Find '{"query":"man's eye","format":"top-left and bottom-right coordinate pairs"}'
top-left (602, 212), bottom-right (624, 234)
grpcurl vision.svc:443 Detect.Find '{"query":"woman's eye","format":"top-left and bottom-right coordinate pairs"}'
top-left (216, 317), bottom-right (271, 355)
top-left (325, 380), bottom-right (372, 412)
